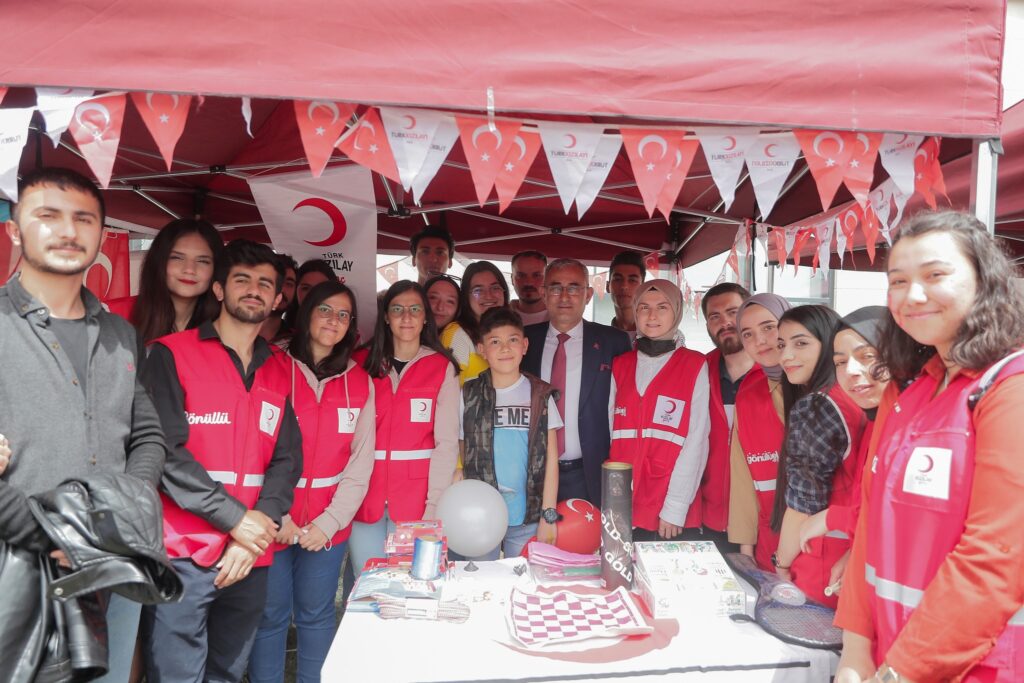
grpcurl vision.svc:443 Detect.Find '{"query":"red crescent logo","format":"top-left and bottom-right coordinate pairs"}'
top-left (347, 410), bottom-right (356, 421)
top-left (664, 400), bottom-right (678, 414)
top-left (722, 135), bottom-right (737, 151)
top-left (764, 143), bottom-right (778, 158)
top-left (563, 133), bottom-right (577, 149)
top-left (918, 454), bottom-right (935, 473)
top-left (292, 198), bottom-right (348, 247)
top-left (418, 401), bottom-right (429, 412)
top-left (894, 133), bottom-right (909, 145)
top-left (403, 115), bottom-right (416, 130)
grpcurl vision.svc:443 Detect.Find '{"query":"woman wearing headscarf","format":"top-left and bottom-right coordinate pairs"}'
top-left (608, 279), bottom-right (710, 541)
top-left (727, 292), bottom-right (793, 570)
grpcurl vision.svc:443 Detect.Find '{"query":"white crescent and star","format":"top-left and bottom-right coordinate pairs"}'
top-left (292, 197), bottom-right (348, 247)
top-left (146, 92), bottom-right (181, 112)
top-left (84, 252), bottom-right (113, 297)
top-left (812, 131), bottom-right (844, 157)
top-left (75, 102), bottom-right (112, 138)
top-left (637, 134), bottom-right (668, 162)
top-left (856, 133), bottom-right (871, 154)
top-left (471, 124), bottom-right (502, 151)
top-left (352, 119), bottom-right (376, 151)
top-left (308, 101), bottom-right (341, 125)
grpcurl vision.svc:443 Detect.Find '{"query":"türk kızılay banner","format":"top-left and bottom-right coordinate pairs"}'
top-left (249, 164), bottom-right (378, 341)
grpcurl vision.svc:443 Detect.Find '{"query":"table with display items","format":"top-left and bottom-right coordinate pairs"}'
top-left (323, 559), bottom-right (838, 682)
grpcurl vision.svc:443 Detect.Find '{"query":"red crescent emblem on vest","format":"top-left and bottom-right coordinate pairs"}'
top-left (663, 400), bottom-right (678, 414)
top-left (918, 454), bottom-right (935, 473)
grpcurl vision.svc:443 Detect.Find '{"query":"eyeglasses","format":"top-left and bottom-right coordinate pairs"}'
top-left (470, 284), bottom-right (505, 299)
top-left (315, 304), bottom-right (352, 323)
top-left (546, 284), bottom-right (585, 298)
top-left (388, 304), bottom-right (426, 318)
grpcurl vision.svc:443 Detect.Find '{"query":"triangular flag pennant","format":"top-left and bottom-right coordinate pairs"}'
top-left (879, 133), bottom-right (924, 197)
top-left (643, 251), bottom-right (661, 275)
top-left (131, 92), bottom-right (193, 171)
top-left (621, 128), bottom-right (682, 217)
top-left (861, 205), bottom-right (881, 264)
top-left (833, 216), bottom-right (847, 267)
top-left (292, 100), bottom-right (356, 178)
top-left (891, 181), bottom-right (912, 233)
top-left (84, 228), bottom-right (131, 302)
top-left (241, 97), bottom-right (254, 137)
top-left (694, 127), bottom-right (759, 212)
top-left (810, 228), bottom-right (820, 275)
top-left (0, 87), bottom-right (7, 105)
top-left (843, 132), bottom-right (883, 208)
top-left (784, 225), bottom-right (799, 261)
top-left (746, 132), bottom-right (802, 219)
top-left (791, 228), bottom-right (812, 274)
top-left (794, 129), bottom-right (855, 211)
top-left (754, 222), bottom-right (770, 259)
top-left (35, 88), bottom-right (95, 146)
top-left (725, 222), bottom-right (750, 277)
top-left (771, 227), bottom-right (788, 267)
top-left (336, 107), bottom-right (401, 184)
top-left (455, 115), bottom-right (521, 206)
top-left (838, 203), bottom-right (863, 259)
top-left (869, 183), bottom-right (894, 246)
top-left (655, 138), bottom-right (701, 222)
top-left (592, 272), bottom-right (606, 300)
top-left (575, 134), bottom-right (622, 219)
top-left (537, 122), bottom-right (606, 214)
top-left (816, 220), bottom-right (833, 281)
top-left (914, 137), bottom-right (948, 209)
top-left (0, 107), bottom-right (36, 201)
top-left (494, 129), bottom-right (543, 213)
top-left (381, 107), bottom-right (449, 191)
top-left (410, 115), bottom-right (459, 205)
top-left (68, 93), bottom-right (127, 189)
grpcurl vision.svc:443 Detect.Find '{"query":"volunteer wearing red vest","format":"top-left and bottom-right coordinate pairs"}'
top-left (728, 293), bottom-right (792, 571)
top-left (348, 280), bottom-right (460, 575)
top-left (836, 211), bottom-right (1024, 683)
top-left (249, 281), bottom-right (374, 683)
top-left (140, 240), bottom-right (303, 683)
top-left (609, 279), bottom-right (709, 540)
top-left (129, 217), bottom-right (224, 343)
top-left (699, 282), bottom-right (752, 552)
top-left (769, 305), bottom-right (866, 608)
top-left (797, 307), bottom-right (891, 567)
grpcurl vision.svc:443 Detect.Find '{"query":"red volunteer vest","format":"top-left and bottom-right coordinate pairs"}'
top-left (865, 357), bottom-right (1024, 682)
top-left (735, 366), bottom-right (784, 571)
top-left (354, 352), bottom-right (449, 524)
top-left (825, 418), bottom-right (874, 540)
top-left (283, 358), bottom-right (371, 547)
top-left (701, 348), bottom-right (731, 532)
top-left (790, 383), bottom-right (866, 607)
top-left (157, 329), bottom-right (291, 568)
top-left (609, 348), bottom-right (707, 531)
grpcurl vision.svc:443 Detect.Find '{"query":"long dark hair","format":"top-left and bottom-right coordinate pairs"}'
top-left (134, 218), bottom-right (224, 342)
top-left (879, 210), bottom-right (1024, 383)
top-left (289, 281), bottom-right (359, 380)
top-left (771, 304), bottom-right (842, 532)
top-left (281, 259), bottom-right (338, 337)
top-left (456, 261), bottom-right (510, 344)
top-left (424, 274), bottom-right (463, 331)
top-left (362, 280), bottom-right (459, 379)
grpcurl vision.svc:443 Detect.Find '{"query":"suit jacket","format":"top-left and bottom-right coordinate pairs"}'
top-left (522, 320), bottom-right (632, 506)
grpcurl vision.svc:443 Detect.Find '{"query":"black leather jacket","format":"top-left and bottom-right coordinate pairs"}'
top-left (0, 472), bottom-right (183, 682)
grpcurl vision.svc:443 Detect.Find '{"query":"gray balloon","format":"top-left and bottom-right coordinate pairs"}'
top-left (436, 479), bottom-right (509, 557)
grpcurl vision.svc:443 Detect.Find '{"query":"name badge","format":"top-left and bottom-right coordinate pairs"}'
top-left (259, 401), bottom-right (282, 436)
top-left (652, 395), bottom-right (684, 429)
top-left (338, 408), bottom-right (360, 434)
top-left (901, 447), bottom-right (951, 500)
top-left (410, 398), bottom-right (433, 423)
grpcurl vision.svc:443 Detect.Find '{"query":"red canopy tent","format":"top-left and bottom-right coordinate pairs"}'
top-left (0, 0), bottom-right (1007, 266)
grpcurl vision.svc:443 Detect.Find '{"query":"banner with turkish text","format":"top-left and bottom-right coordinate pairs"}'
top-left (248, 164), bottom-right (379, 341)
top-left (410, 115), bottom-right (459, 205)
top-left (745, 132), bottom-right (801, 219)
top-left (878, 133), bottom-right (924, 198)
top-left (574, 134), bottom-right (622, 219)
top-left (68, 93), bottom-right (127, 189)
top-left (537, 122), bottom-right (606, 214)
top-left (381, 107), bottom-right (450, 191)
top-left (0, 107), bottom-right (35, 201)
top-left (35, 87), bottom-right (95, 146)
top-left (694, 127), bottom-right (759, 212)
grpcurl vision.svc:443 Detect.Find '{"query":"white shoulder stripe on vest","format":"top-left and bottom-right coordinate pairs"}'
top-left (610, 428), bottom-right (686, 446)
top-left (374, 449), bottom-right (433, 461)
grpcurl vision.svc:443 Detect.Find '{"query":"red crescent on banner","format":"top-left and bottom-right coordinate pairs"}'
top-left (918, 454), bottom-right (935, 473)
top-left (722, 135), bottom-right (737, 151)
top-left (894, 133), bottom-right (909, 145)
top-left (664, 400), bottom-right (678, 414)
top-left (764, 143), bottom-right (778, 158)
top-left (292, 198), bottom-right (348, 247)
top-left (563, 133), bottom-right (577, 149)
top-left (57, 88), bottom-right (75, 95)
top-left (403, 115), bottom-right (416, 130)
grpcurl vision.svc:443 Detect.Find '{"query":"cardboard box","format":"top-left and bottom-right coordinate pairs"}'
top-left (632, 541), bottom-right (745, 619)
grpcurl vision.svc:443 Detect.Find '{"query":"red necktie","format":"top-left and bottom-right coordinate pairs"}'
top-left (551, 332), bottom-right (570, 457)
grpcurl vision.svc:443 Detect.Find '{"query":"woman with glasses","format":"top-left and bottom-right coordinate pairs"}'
top-left (349, 280), bottom-right (461, 575)
top-left (427, 274), bottom-right (488, 386)
top-left (248, 281), bottom-right (374, 683)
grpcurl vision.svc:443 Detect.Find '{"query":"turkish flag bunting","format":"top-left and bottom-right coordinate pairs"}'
top-left (791, 227), bottom-right (812, 274)
top-left (794, 129), bottom-right (855, 211)
top-left (879, 133), bottom-right (924, 197)
top-left (292, 99), bottom-right (356, 178)
top-left (494, 129), bottom-right (542, 213)
top-left (336, 107), bottom-right (401, 184)
top-left (68, 93), bottom-right (127, 189)
top-left (84, 228), bottom-right (130, 302)
top-left (36, 88), bottom-right (95, 147)
top-left (0, 87), bottom-right (7, 105)
top-left (575, 134), bottom-right (623, 219)
top-left (643, 251), bottom-right (660, 274)
top-left (655, 138), bottom-right (701, 222)
top-left (621, 128), bottom-right (683, 217)
top-left (771, 227), bottom-right (788, 266)
top-left (455, 115), bottom-right (522, 206)
top-left (914, 137), bottom-right (948, 209)
top-left (814, 220), bottom-right (834, 280)
top-left (861, 204), bottom-right (881, 264)
top-left (843, 132), bottom-right (882, 208)
top-left (0, 107), bottom-right (35, 201)
top-left (131, 92), bottom-right (193, 171)
top-left (726, 221), bottom-right (751, 277)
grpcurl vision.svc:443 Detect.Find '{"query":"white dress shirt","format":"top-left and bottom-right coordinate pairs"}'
top-left (540, 320), bottom-right (584, 462)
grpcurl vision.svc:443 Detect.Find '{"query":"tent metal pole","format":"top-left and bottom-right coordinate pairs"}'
top-left (451, 209), bottom-right (650, 251)
top-left (672, 172), bottom-right (750, 258)
top-left (133, 189), bottom-right (181, 220)
top-left (969, 139), bottom-right (1000, 234)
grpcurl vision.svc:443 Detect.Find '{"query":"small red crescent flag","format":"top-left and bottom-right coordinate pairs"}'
top-left (293, 99), bottom-right (356, 178)
top-left (839, 203), bottom-right (862, 257)
top-left (130, 92), bottom-right (192, 171)
top-left (68, 93), bottom-right (127, 189)
top-left (655, 138), bottom-right (700, 222)
top-left (791, 228), bottom-right (812, 274)
top-left (861, 204), bottom-right (881, 264)
top-left (914, 137), bottom-right (948, 209)
top-left (84, 228), bottom-right (130, 302)
top-left (336, 107), bottom-right (401, 184)
top-left (810, 228), bottom-right (820, 275)
top-left (621, 129), bottom-right (682, 217)
top-left (494, 129), bottom-right (542, 213)
top-left (771, 227), bottom-right (788, 267)
top-left (455, 115), bottom-right (522, 206)
top-left (843, 132), bottom-right (883, 208)
top-left (643, 251), bottom-right (661, 274)
top-left (794, 129), bottom-right (855, 211)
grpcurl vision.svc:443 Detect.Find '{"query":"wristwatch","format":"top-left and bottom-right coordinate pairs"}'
top-left (541, 507), bottom-right (561, 524)
top-left (770, 553), bottom-right (790, 570)
top-left (876, 664), bottom-right (903, 683)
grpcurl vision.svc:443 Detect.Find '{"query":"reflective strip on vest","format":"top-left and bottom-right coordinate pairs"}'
top-left (826, 529), bottom-right (850, 539)
top-left (207, 471), bottom-right (265, 487)
top-left (611, 429), bottom-right (638, 440)
top-left (374, 449), bottom-right (433, 461)
top-left (753, 479), bottom-right (777, 492)
top-left (611, 428), bottom-right (685, 446)
top-left (297, 472), bottom-right (344, 488)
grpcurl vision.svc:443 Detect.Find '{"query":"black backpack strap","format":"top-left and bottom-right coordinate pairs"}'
top-left (967, 349), bottom-right (1024, 410)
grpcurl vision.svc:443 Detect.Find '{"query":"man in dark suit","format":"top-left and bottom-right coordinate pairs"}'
top-left (522, 258), bottom-right (632, 507)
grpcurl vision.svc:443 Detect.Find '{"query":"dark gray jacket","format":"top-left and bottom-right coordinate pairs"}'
top-left (0, 276), bottom-right (166, 552)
